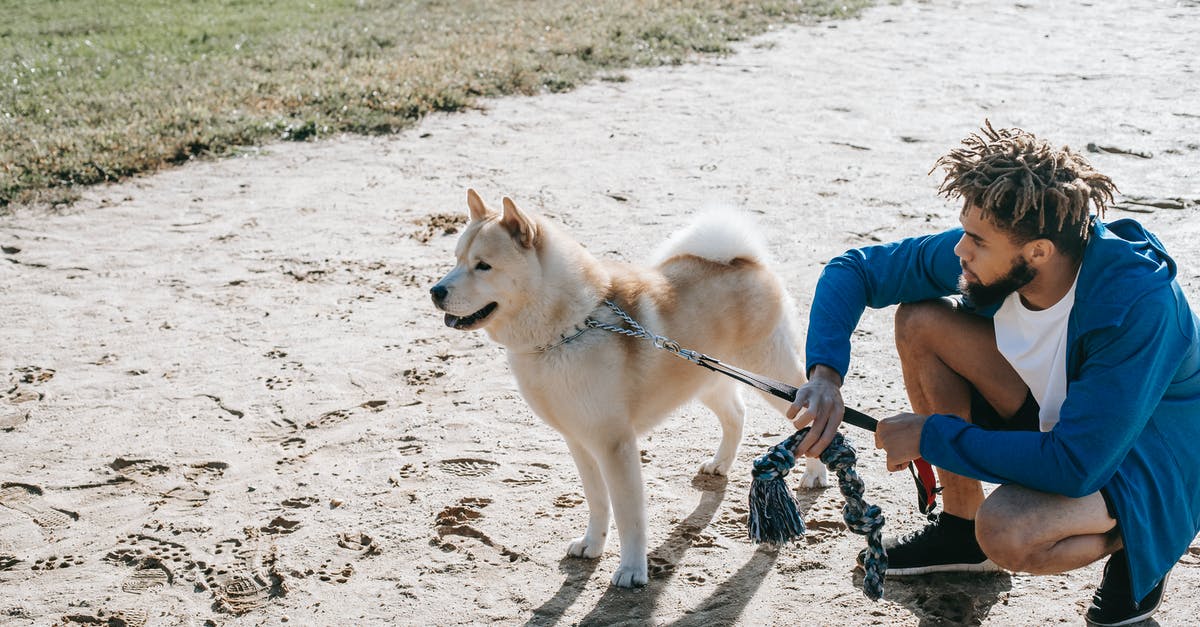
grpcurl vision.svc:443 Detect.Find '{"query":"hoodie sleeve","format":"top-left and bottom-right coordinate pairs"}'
top-left (805, 228), bottom-right (964, 378)
top-left (919, 289), bottom-right (1191, 496)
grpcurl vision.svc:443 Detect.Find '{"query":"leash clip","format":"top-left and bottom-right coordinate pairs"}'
top-left (654, 336), bottom-right (701, 363)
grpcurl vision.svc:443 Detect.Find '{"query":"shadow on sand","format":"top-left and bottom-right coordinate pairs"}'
top-left (525, 474), bottom-right (830, 626)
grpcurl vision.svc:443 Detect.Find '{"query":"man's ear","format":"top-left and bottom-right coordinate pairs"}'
top-left (1024, 237), bottom-right (1055, 265)
top-left (466, 188), bottom-right (492, 222)
top-left (500, 197), bottom-right (539, 249)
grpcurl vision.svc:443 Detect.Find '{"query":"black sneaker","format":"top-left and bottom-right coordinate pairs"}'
top-left (874, 512), bottom-right (1002, 575)
top-left (1085, 550), bottom-right (1169, 626)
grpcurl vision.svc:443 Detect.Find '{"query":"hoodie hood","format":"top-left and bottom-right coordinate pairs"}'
top-left (1071, 218), bottom-right (1178, 337)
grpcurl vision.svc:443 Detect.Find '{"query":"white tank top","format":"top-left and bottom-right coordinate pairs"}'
top-left (993, 272), bottom-right (1079, 431)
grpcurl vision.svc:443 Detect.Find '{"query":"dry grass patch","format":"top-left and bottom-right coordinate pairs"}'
top-left (1, 0), bottom-right (872, 210)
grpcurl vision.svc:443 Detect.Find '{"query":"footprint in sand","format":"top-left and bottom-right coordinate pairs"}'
top-left (261, 516), bottom-right (302, 535)
top-left (437, 458), bottom-right (499, 478)
top-left (553, 493), bottom-right (584, 508)
top-left (0, 483), bottom-right (78, 529)
top-left (102, 552), bottom-right (174, 594)
top-left (252, 412), bottom-right (301, 444)
top-left (14, 365), bottom-right (56, 385)
top-left (3, 366), bottom-right (49, 429)
top-left (434, 496), bottom-right (524, 563)
top-left (280, 496), bottom-right (319, 509)
top-left (195, 535), bottom-right (286, 615)
top-left (305, 399), bottom-right (388, 429)
top-left (182, 461), bottom-right (228, 482)
top-left (390, 463), bottom-right (425, 483)
top-left (264, 375), bottom-right (292, 390)
top-left (60, 608), bottom-right (149, 627)
top-left (398, 435), bottom-right (422, 456)
top-left (803, 519), bottom-right (846, 545)
top-left (710, 508), bottom-right (753, 543)
top-left (336, 531), bottom-right (379, 556)
top-left (501, 466), bottom-right (549, 486)
top-left (0, 405), bottom-right (27, 431)
top-left (297, 530), bottom-right (384, 586)
top-left (106, 534), bottom-right (196, 590)
top-left (109, 459), bottom-right (224, 507)
top-left (30, 554), bottom-right (86, 571)
top-left (435, 497), bottom-right (492, 546)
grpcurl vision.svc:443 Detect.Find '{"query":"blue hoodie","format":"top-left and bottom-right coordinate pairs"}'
top-left (806, 218), bottom-right (1200, 601)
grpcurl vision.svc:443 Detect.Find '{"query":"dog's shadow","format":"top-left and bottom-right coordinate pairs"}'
top-left (526, 474), bottom-right (815, 626)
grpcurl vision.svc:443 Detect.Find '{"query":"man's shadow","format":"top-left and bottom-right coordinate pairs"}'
top-left (869, 559), bottom-right (1013, 625)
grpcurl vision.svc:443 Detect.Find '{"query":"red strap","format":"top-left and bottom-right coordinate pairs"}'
top-left (910, 458), bottom-right (940, 514)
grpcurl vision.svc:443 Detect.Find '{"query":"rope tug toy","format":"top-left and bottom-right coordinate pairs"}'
top-left (748, 427), bottom-right (887, 601)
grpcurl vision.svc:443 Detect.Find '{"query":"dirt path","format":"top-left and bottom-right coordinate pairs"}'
top-left (2, 1), bottom-right (1198, 624)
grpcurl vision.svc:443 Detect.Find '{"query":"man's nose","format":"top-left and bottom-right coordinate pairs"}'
top-left (430, 284), bottom-right (448, 304)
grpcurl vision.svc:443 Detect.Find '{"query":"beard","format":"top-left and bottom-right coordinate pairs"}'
top-left (959, 256), bottom-right (1037, 308)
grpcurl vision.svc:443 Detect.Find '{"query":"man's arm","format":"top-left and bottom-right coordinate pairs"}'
top-left (804, 228), bottom-right (964, 378)
top-left (791, 228), bottom-right (962, 456)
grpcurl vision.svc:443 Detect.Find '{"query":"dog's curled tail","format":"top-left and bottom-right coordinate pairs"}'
top-left (650, 211), bottom-right (773, 267)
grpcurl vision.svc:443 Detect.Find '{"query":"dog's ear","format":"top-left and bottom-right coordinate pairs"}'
top-left (501, 197), bottom-right (539, 249)
top-left (466, 188), bottom-right (492, 222)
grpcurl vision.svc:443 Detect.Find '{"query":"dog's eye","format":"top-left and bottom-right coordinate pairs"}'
top-left (475, 261), bottom-right (492, 271)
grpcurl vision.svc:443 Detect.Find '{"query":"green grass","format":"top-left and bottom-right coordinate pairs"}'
top-left (1, 0), bottom-right (873, 210)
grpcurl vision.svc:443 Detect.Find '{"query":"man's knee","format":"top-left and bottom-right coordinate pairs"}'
top-left (895, 299), bottom-right (953, 350)
top-left (979, 494), bottom-right (1027, 569)
top-left (975, 490), bottom-right (1037, 571)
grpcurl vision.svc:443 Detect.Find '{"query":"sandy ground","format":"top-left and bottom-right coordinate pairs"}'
top-left (3, 0), bottom-right (1199, 625)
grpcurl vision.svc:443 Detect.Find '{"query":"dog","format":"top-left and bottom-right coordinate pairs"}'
top-left (430, 189), bottom-right (826, 587)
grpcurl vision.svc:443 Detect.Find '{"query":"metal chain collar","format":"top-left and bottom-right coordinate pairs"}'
top-left (585, 300), bottom-right (701, 363)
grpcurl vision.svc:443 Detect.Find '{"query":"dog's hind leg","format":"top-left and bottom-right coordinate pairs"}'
top-left (697, 378), bottom-right (745, 476)
top-left (594, 432), bottom-right (648, 587)
top-left (751, 329), bottom-right (831, 489)
top-left (563, 438), bottom-right (611, 559)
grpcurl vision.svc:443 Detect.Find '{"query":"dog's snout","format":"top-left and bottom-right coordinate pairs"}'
top-left (430, 284), bottom-right (448, 304)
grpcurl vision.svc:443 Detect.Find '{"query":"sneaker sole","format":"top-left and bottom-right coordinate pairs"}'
top-left (886, 559), bottom-right (1004, 576)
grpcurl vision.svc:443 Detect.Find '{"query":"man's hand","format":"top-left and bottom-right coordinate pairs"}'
top-left (875, 412), bottom-right (929, 472)
top-left (787, 365), bottom-right (844, 458)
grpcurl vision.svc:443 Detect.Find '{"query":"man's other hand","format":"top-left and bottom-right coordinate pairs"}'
top-left (875, 412), bottom-right (929, 471)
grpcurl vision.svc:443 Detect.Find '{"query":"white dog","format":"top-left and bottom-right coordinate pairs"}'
top-left (431, 190), bottom-right (825, 587)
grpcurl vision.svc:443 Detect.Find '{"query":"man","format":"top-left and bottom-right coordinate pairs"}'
top-left (788, 122), bottom-right (1200, 625)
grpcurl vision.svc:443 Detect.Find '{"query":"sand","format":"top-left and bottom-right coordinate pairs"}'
top-left (2, 0), bottom-right (1199, 625)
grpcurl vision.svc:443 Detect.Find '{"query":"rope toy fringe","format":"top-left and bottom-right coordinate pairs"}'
top-left (748, 427), bottom-right (888, 600)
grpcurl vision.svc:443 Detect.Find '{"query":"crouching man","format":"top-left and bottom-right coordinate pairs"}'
top-left (789, 122), bottom-right (1200, 625)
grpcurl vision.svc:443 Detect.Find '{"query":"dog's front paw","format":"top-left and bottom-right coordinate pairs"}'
top-left (611, 562), bottom-right (648, 588)
top-left (567, 534), bottom-right (606, 559)
top-left (798, 466), bottom-right (830, 488)
top-left (698, 456), bottom-right (732, 476)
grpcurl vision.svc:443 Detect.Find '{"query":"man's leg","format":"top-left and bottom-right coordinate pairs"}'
top-left (880, 298), bottom-right (1029, 574)
top-left (894, 298), bottom-right (1028, 518)
top-left (975, 484), bottom-right (1119, 573)
top-left (976, 486), bottom-right (1168, 627)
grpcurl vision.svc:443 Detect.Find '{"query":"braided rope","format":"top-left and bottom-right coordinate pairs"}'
top-left (748, 428), bottom-right (887, 600)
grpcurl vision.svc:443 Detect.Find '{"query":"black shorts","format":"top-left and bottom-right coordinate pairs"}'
top-left (969, 386), bottom-right (1040, 432)
top-left (969, 386), bottom-right (1119, 521)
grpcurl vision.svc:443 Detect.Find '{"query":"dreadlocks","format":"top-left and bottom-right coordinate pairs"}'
top-left (933, 121), bottom-right (1118, 259)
